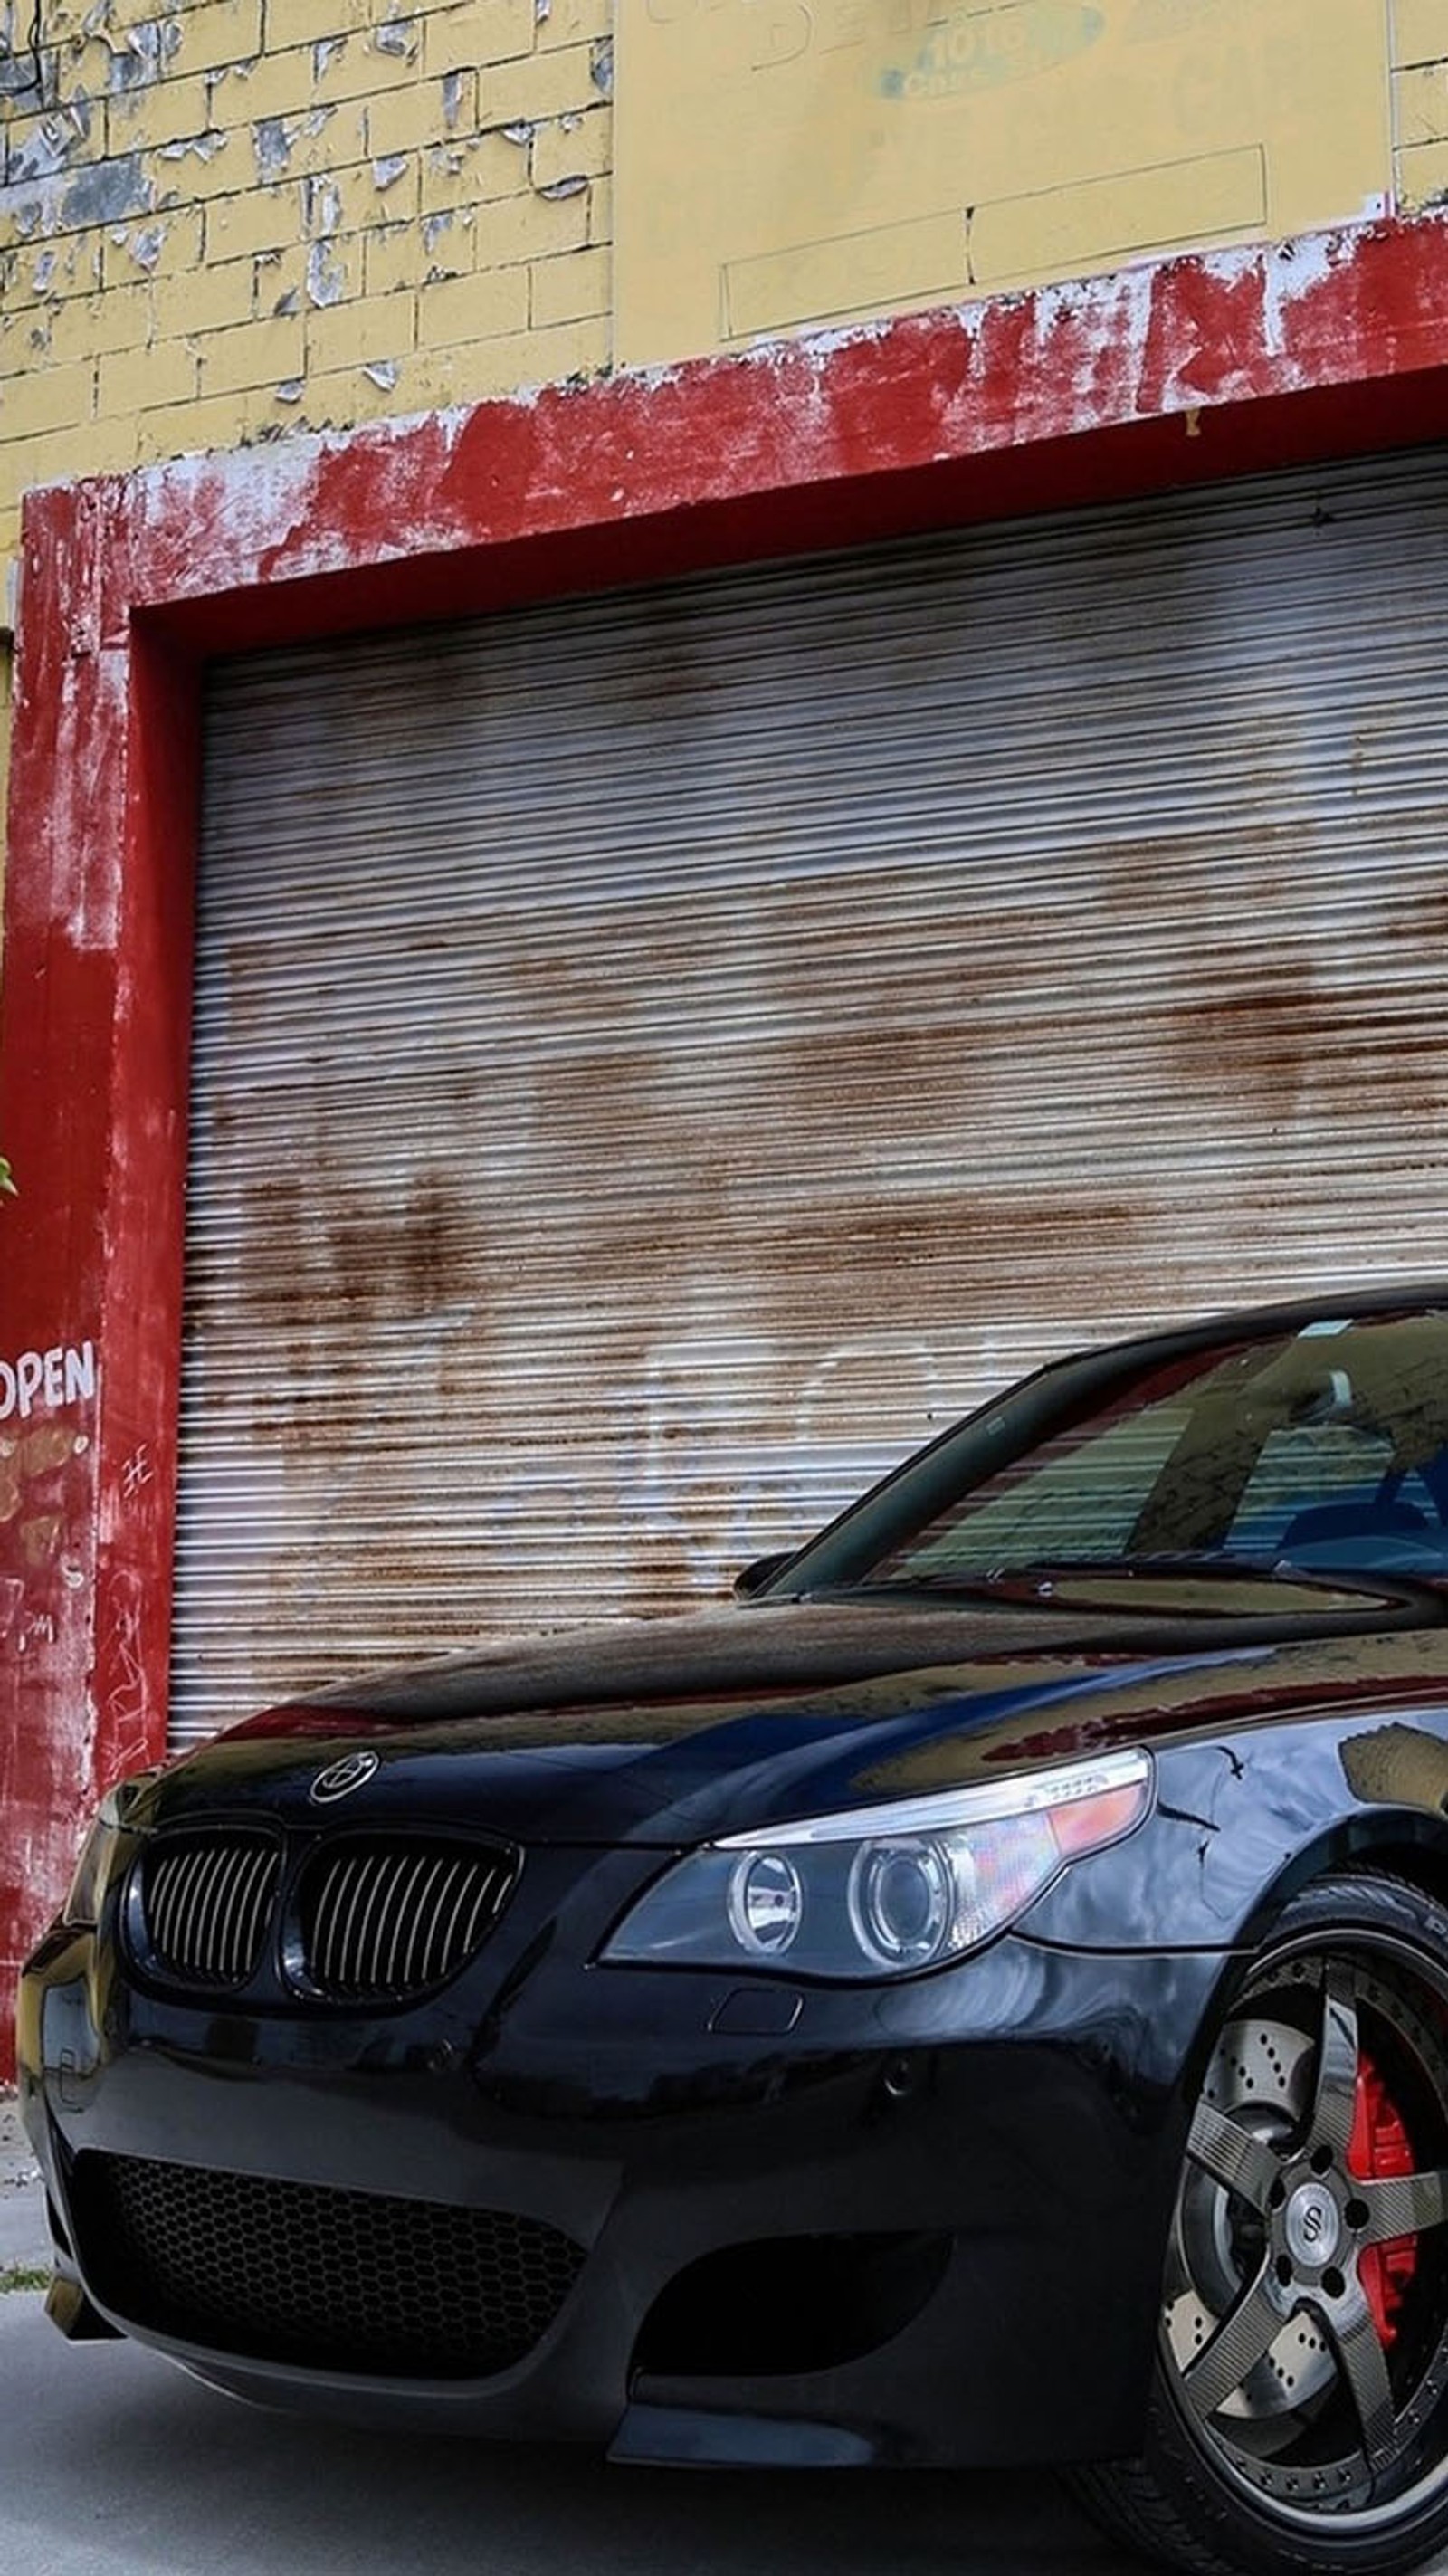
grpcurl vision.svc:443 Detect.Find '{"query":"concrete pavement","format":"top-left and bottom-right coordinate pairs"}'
top-left (0, 2291), bottom-right (1134, 2576)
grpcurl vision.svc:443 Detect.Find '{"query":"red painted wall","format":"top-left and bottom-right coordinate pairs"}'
top-left (5, 217), bottom-right (1448, 2076)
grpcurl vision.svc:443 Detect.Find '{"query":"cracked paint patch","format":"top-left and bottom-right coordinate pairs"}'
top-left (307, 239), bottom-right (348, 306)
top-left (372, 16), bottom-right (417, 62)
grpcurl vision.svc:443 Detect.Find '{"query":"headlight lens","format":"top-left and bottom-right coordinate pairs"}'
top-left (62, 1769), bottom-right (162, 1927)
top-left (602, 1748), bottom-right (1152, 1981)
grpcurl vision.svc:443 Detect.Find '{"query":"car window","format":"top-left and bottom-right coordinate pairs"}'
top-left (872, 1406), bottom-right (1192, 1579)
top-left (1227, 1426), bottom-right (1430, 1553)
top-left (792, 1308), bottom-right (1448, 1594)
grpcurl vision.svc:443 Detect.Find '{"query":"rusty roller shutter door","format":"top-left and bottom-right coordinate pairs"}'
top-left (171, 445), bottom-right (1448, 1744)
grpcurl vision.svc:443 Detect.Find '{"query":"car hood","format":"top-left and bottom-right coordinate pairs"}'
top-left (150, 1590), bottom-right (1448, 1846)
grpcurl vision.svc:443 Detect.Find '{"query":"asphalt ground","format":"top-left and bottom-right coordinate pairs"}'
top-left (0, 2290), bottom-right (1138, 2576)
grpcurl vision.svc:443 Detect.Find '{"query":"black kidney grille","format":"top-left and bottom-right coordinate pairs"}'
top-left (72, 2152), bottom-right (586, 2378)
top-left (141, 1834), bottom-right (281, 1986)
top-left (298, 1837), bottom-right (516, 1999)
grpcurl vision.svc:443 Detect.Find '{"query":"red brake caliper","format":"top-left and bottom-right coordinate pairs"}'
top-left (1348, 2053), bottom-right (1419, 2346)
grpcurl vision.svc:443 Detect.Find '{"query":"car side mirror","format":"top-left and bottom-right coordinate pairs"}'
top-left (731, 1549), bottom-right (799, 1601)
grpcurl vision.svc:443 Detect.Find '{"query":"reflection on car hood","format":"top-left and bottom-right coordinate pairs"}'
top-left (148, 1593), bottom-right (1448, 1847)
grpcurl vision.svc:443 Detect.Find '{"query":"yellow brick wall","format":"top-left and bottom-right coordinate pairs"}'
top-left (0, 0), bottom-right (614, 571)
top-left (1396, 1), bottom-right (1448, 205)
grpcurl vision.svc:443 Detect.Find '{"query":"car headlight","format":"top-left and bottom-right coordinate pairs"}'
top-left (62, 1769), bottom-right (162, 1928)
top-left (601, 1748), bottom-right (1153, 1981)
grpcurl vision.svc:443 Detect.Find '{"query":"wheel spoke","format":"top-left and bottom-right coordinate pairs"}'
top-left (1318, 2278), bottom-right (1398, 2475)
top-left (1310, 1970), bottom-right (1360, 2161)
top-left (1186, 2099), bottom-right (1281, 2214)
top-left (1179, 2263), bottom-right (1284, 2420)
top-left (1356, 2166), bottom-right (1448, 2244)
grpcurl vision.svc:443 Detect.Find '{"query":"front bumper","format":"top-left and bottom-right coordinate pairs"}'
top-left (16, 1901), bottom-right (1230, 2469)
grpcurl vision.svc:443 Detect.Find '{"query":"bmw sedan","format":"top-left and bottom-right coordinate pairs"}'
top-left (23, 1286), bottom-right (1448, 2576)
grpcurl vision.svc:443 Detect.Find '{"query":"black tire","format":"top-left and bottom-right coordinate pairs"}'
top-left (1072, 1871), bottom-right (1448, 2576)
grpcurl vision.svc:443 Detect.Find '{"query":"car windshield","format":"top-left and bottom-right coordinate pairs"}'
top-left (780, 1307), bottom-right (1448, 1601)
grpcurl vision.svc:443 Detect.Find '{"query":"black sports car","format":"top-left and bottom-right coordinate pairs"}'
top-left (24, 1288), bottom-right (1448, 2576)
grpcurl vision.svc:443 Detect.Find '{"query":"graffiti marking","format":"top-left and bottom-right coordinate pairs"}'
top-left (0, 1340), bottom-right (97, 1422)
top-left (121, 1445), bottom-right (154, 1501)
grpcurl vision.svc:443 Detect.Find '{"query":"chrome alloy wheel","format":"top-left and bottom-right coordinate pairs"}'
top-left (1163, 1931), bottom-right (1448, 2530)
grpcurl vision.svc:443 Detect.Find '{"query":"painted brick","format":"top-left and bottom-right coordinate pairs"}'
top-left (211, 52), bottom-right (326, 129)
top-left (304, 152), bottom-right (423, 234)
top-left (481, 43), bottom-right (597, 124)
top-left (58, 33), bottom-right (148, 107)
top-left (474, 180), bottom-right (591, 262)
top-left (318, 25), bottom-right (433, 102)
top-left (129, 378), bottom-right (307, 464)
top-left (1394, 3), bottom-right (1448, 72)
top-left (304, 232), bottom-right (363, 307)
top-left (284, 357), bottom-right (416, 425)
top-left (152, 253), bottom-right (259, 339)
top-left (365, 217), bottom-right (420, 294)
top-left (418, 129), bottom-right (529, 214)
top-left (144, 134), bottom-right (242, 201)
top-left (424, 0), bottom-right (537, 77)
top-left (248, 103), bottom-right (370, 183)
top-left (405, 307), bottom-right (606, 402)
top-left (174, 0), bottom-right (268, 80)
top-left (13, 233), bottom-right (106, 308)
top-left (218, 29), bottom-right (427, 127)
top-left (529, 105), bottom-right (610, 190)
top-left (203, 183), bottom-right (305, 260)
top-left (168, 135), bottom-right (285, 205)
top-left (0, 355), bottom-right (94, 441)
top-left (252, 242), bottom-right (305, 318)
top-left (1398, 135), bottom-right (1448, 205)
top-left (157, 134), bottom-right (273, 205)
top-left (415, 260), bottom-right (529, 343)
top-left (419, 201), bottom-right (481, 271)
top-left (106, 72), bottom-right (218, 157)
top-left (5, 107), bottom-right (97, 192)
top-left (29, 284), bottom-right (151, 366)
top-left (530, 239), bottom-right (608, 324)
top-left (0, 422), bottom-right (115, 523)
top-left (365, 73), bottom-right (477, 157)
top-left (195, 310), bottom-right (306, 395)
top-left (307, 288), bottom-right (416, 371)
top-left (252, 0), bottom-right (377, 42)
top-left (99, 338), bottom-right (201, 415)
top-left (537, 0), bottom-right (611, 53)
top-left (4, 310), bottom-right (52, 371)
top-left (366, 209), bottom-right (477, 291)
top-left (1395, 62), bottom-right (1448, 146)
top-left (100, 209), bottom-right (207, 291)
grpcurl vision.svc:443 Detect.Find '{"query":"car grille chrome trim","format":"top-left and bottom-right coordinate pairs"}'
top-left (71, 2152), bottom-right (586, 2380)
top-left (298, 1837), bottom-right (517, 2000)
top-left (133, 1827), bottom-right (518, 2001)
top-left (141, 1834), bottom-right (281, 1987)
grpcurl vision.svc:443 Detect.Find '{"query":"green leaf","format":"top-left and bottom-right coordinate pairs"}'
top-left (0, 1157), bottom-right (14, 1198)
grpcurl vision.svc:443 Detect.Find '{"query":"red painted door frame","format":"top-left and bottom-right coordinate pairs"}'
top-left (5, 219), bottom-right (1448, 2075)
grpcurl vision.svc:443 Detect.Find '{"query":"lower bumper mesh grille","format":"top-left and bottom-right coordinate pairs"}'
top-left (72, 2152), bottom-right (586, 2379)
